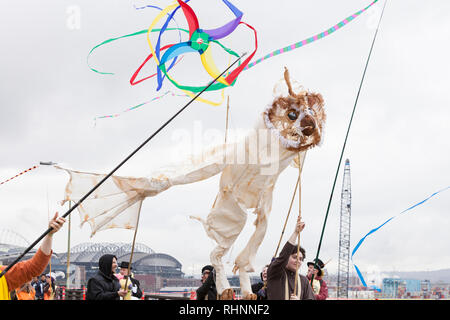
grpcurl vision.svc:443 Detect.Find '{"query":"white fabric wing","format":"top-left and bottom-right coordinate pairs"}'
top-left (57, 142), bottom-right (234, 236)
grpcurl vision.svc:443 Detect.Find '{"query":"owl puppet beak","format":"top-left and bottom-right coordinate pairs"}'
top-left (300, 115), bottom-right (316, 136)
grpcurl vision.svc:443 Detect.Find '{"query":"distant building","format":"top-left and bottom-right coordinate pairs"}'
top-left (57, 242), bottom-right (184, 291)
top-left (382, 278), bottom-right (431, 299)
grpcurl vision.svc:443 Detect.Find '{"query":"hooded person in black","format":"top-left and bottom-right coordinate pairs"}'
top-left (86, 254), bottom-right (127, 300)
top-left (196, 265), bottom-right (217, 300)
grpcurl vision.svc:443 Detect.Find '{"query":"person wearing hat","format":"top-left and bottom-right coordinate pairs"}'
top-left (118, 261), bottom-right (142, 300)
top-left (196, 265), bottom-right (217, 300)
top-left (306, 258), bottom-right (328, 300)
top-left (43, 274), bottom-right (56, 300)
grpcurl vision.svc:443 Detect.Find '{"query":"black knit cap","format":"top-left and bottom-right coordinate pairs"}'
top-left (201, 265), bottom-right (214, 273)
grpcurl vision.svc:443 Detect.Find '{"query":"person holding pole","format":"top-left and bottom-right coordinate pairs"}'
top-left (118, 261), bottom-right (142, 300)
top-left (0, 212), bottom-right (66, 300)
top-left (266, 215), bottom-right (314, 300)
top-left (86, 254), bottom-right (127, 300)
top-left (306, 258), bottom-right (329, 300)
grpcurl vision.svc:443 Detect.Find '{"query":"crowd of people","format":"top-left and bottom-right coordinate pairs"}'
top-left (196, 215), bottom-right (329, 300)
top-left (9, 274), bottom-right (56, 300)
top-left (0, 211), bottom-right (327, 301)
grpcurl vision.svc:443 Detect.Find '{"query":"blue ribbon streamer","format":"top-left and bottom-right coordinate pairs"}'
top-left (134, 2), bottom-right (186, 91)
top-left (154, 1), bottom-right (188, 91)
top-left (351, 185), bottom-right (450, 289)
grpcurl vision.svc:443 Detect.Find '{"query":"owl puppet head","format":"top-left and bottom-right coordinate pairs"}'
top-left (264, 67), bottom-right (326, 152)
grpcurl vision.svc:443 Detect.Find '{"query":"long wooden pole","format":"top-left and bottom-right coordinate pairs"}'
top-left (66, 201), bottom-right (72, 289)
top-left (274, 153), bottom-right (305, 258)
top-left (294, 153), bottom-right (302, 297)
top-left (273, 176), bottom-right (299, 258)
top-left (225, 95), bottom-right (230, 144)
top-left (123, 201), bottom-right (143, 298)
top-left (46, 186), bottom-right (52, 290)
top-left (212, 95), bottom-right (231, 211)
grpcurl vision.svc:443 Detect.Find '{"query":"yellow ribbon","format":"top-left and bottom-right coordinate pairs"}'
top-left (145, 0), bottom-right (226, 106)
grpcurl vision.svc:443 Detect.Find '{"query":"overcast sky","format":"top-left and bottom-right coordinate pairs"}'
top-left (1, 0), bottom-right (449, 286)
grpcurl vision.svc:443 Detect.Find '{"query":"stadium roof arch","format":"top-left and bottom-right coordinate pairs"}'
top-left (58, 242), bottom-right (155, 264)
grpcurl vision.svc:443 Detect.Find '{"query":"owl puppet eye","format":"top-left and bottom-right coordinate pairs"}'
top-left (287, 110), bottom-right (298, 121)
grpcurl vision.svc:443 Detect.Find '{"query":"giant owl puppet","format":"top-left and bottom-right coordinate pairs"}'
top-left (60, 67), bottom-right (326, 299)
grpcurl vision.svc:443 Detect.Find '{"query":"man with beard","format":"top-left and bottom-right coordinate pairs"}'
top-left (86, 254), bottom-right (127, 300)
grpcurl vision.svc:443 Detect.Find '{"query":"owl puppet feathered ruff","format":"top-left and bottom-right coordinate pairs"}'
top-left (59, 68), bottom-right (326, 299)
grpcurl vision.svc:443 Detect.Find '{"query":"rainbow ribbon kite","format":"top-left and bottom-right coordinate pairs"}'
top-left (142, 0), bottom-right (257, 105)
top-left (88, 0), bottom-right (379, 115)
top-left (351, 185), bottom-right (450, 289)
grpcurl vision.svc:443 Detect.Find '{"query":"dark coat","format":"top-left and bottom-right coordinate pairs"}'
top-left (266, 242), bottom-right (315, 300)
top-left (196, 271), bottom-right (217, 300)
top-left (123, 275), bottom-right (143, 299)
top-left (32, 280), bottom-right (45, 299)
top-left (251, 282), bottom-right (267, 300)
top-left (86, 254), bottom-right (121, 300)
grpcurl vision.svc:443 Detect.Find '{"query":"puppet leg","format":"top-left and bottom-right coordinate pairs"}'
top-left (192, 190), bottom-right (247, 298)
top-left (210, 245), bottom-right (232, 299)
top-left (233, 209), bottom-right (269, 299)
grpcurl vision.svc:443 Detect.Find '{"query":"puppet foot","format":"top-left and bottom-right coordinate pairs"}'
top-left (219, 288), bottom-right (234, 300)
top-left (243, 293), bottom-right (257, 300)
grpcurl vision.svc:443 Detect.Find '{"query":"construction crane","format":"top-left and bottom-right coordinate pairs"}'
top-left (337, 159), bottom-right (352, 298)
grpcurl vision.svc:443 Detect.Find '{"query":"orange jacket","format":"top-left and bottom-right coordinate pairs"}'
top-left (17, 289), bottom-right (36, 300)
top-left (0, 248), bottom-right (52, 291)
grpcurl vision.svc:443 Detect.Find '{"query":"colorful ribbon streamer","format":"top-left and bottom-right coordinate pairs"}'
top-left (144, 0), bottom-right (257, 103)
top-left (244, 0), bottom-right (379, 71)
top-left (149, 0), bottom-right (244, 88)
top-left (87, 0), bottom-right (256, 104)
top-left (0, 165), bottom-right (39, 186)
top-left (93, 90), bottom-right (188, 125)
top-left (87, 3), bottom-right (184, 78)
top-left (351, 185), bottom-right (450, 288)
top-left (140, 1), bottom-right (186, 91)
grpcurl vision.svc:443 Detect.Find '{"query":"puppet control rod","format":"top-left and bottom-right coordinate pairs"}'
top-left (310, 0), bottom-right (388, 285)
top-left (0, 52), bottom-right (247, 279)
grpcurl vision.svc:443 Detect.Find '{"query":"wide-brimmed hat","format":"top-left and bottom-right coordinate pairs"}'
top-left (307, 258), bottom-right (325, 276)
top-left (119, 261), bottom-right (132, 269)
